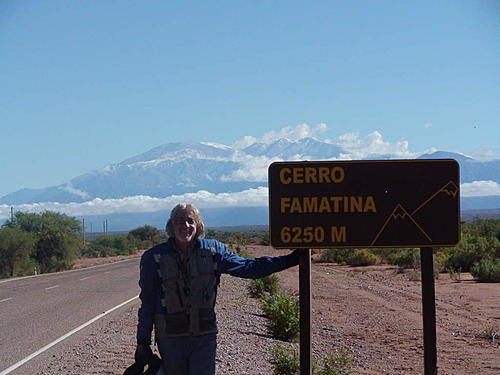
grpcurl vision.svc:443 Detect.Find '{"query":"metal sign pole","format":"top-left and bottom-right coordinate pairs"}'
top-left (299, 249), bottom-right (312, 375)
top-left (420, 247), bottom-right (437, 375)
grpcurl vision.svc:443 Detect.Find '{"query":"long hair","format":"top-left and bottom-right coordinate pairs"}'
top-left (165, 203), bottom-right (205, 240)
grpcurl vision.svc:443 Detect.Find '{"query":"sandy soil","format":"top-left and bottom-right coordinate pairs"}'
top-left (39, 246), bottom-right (499, 374)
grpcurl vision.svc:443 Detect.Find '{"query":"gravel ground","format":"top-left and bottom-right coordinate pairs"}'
top-left (35, 274), bottom-right (282, 375)
top-left (34, 246), bottom-right (499, 374)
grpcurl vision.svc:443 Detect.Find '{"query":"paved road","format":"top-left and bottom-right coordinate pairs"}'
top-left (0, 258), bottom-right (141, 374)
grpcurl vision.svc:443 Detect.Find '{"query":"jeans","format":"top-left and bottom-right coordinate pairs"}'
top-left (156, 333), bottom-right (217, 375)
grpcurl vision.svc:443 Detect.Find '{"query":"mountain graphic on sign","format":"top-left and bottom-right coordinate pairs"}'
top-left (371, 204), bottom-right (432, 246)
top-left (411, 181), bottom-right (460, 245)
top-left (412, 181), bottom-right (459, 215)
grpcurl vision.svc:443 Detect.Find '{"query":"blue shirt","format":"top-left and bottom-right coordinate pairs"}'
top-left (137, 238), bottom-right (294, 343)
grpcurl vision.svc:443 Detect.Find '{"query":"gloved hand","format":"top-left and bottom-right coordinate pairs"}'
top-left (134, 343), bottom-right (154, 366)
top-left (284, 249), bottom-right (304, 267)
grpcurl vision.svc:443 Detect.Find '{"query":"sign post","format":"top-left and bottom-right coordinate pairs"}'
top-left (299, 249), bottom-right (312, 375)
top-left (421, 247), bottom-right (437, 375)
top-left (268, 159), bottom-right (460, 375)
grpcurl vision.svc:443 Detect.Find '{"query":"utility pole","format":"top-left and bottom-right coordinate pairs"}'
top-left (82, 218), bottom-right (86, 246)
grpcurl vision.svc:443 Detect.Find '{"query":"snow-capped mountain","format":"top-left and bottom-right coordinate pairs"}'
top-left (1, 138), bottom-right (499, 206)
top-left (418, 151), bottom-right (500, 183)
top-left (242, 137), bottom-right (344, 159)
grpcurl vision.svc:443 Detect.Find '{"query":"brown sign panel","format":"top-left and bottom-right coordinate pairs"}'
top-left (268, 159), bottom-right (460, 249)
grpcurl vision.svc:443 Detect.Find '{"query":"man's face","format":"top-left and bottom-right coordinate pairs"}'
top-left (172, 209), bottom-right (197, 249)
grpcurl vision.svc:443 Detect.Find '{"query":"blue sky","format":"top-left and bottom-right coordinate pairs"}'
top-left (1, 0), bottom-right (499, 198)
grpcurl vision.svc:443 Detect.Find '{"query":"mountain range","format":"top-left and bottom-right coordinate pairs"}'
top-left (2, 138), bottom-right (500, 205)
top-left (2, 138), bottom-right (499, 229)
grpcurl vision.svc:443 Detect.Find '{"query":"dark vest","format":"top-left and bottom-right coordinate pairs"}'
top-left (154, 240), bottom-right (219, 337)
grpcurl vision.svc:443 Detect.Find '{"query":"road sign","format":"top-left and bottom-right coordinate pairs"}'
top-left (268, 159), bottom-right (460, 248)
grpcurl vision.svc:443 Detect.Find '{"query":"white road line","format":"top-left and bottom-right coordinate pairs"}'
top-left (0, 257), bottom-right (139, 284)
top-left (80, 277), bottom-right (90, 281)
top-left (45, 285), bottom-right (59, 290)
top-left (0, 298), bottom-right (12, 303)
top-left (0, 295), bottom-right (139, 375)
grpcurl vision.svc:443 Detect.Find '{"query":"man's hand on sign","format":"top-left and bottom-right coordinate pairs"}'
top-left (284, 249), bottom-right (307, 266)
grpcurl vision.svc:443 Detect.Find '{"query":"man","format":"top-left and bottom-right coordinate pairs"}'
top-left (134, 203), bottom-right (300, 375)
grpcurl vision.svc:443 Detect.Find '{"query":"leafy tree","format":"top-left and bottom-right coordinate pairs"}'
top-left (83, 235), bottom-right (133, 257)
top-left (0, 226), bottom-right (35, 277)
top-left (127, 225), bottom-right (163, 249)
top-left (5, 211), bottom-right (82, 273)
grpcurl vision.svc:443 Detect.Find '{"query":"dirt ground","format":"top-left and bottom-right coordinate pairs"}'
top-left (71, 246), bottom-right (499, 374)
top-left (245, 245), bottom-right (499, 374)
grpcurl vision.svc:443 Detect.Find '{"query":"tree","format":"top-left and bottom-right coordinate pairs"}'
top-left (84, 235), bottom-right (133, 257)
top-left (6, 211), bottom-right (82, 273)
top-left (0, 226), bottom-right (35, 278)
top-left (128, 225), bottom-right (163, 249)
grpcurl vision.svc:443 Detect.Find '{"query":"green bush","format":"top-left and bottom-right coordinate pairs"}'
top-left (248, 275), bottom-right (280, 298)
top-left (463, 218), bottom-right (500, 239)
top-left (314, 249), bottom-right (351, 264)
top-left (316, 347), bottom-right (354, 375)
top-left (269, 345), bottom-right (355, 375)
top-left (83, 235), bottom-right (133, 257)
top-left (232, 244), bottom-right (253, 258)
top-left (346, 249), bottom-right (380, 267)
top-left (269, 344), bottom-right (299, 375)
top-left (260, 232), bottom-right (270, 245)
top-left (387, 248), bottom-right (419, 269)
top-left (261, 292), bottom-right (300, 341)
top-left (470, 259), bottom-right (500, 282)
top-left (443, 233), bottom-right (499, 272)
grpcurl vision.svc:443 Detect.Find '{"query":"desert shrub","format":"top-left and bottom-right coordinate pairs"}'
top-left (231, 244), bottom-right (253, 258)
top-left (346, 249), bottom-right (380, 267)
top-left (269, 344), bottom-right (299, 375)
top-left (463, 218), bottom-right (500, 240)
top-left (477, 324), bottom-right (499, 343)
top-left (260, 232), bottom-right (270, 245)
top-left (248, 275), bottom-right (280, 298)
top-left (261, 292), bottom-right (300, 341)
top-left (83, 235), bottom-right (133, 257)
top-left (314, 249), bottom-right (352, 264)
top-left (443, 233), bottom-right (499, 272)
top-left (387, 248), bottom-right (419, 269)
top-left (433, 251), bottom-right (449, 274)
top-left (316, 347), bottom-right (354, 375)
top-left (470, 259), bottom-right (500, 282)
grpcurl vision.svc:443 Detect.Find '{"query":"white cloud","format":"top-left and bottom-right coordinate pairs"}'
top-left (3, 180), bottom-right (499, 221)
top-left (221, 153), bottom-right (283, 182)
top-left (468, 147), bottom-right (500, 161)
top-left (461, 181), bottom-right (500, 197)
top-left (229, 126), bottom-right (423, 182)
top-left (233, 136), bottom-right (258, 150)
top-left (58, 184), bottom-right (90, 199)
top-left (0, 187), bottom-right (269, 220)
top-left (329, 131), bottom-right (417, 160)
top-left (233, 123), bottom-right (328, 149)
